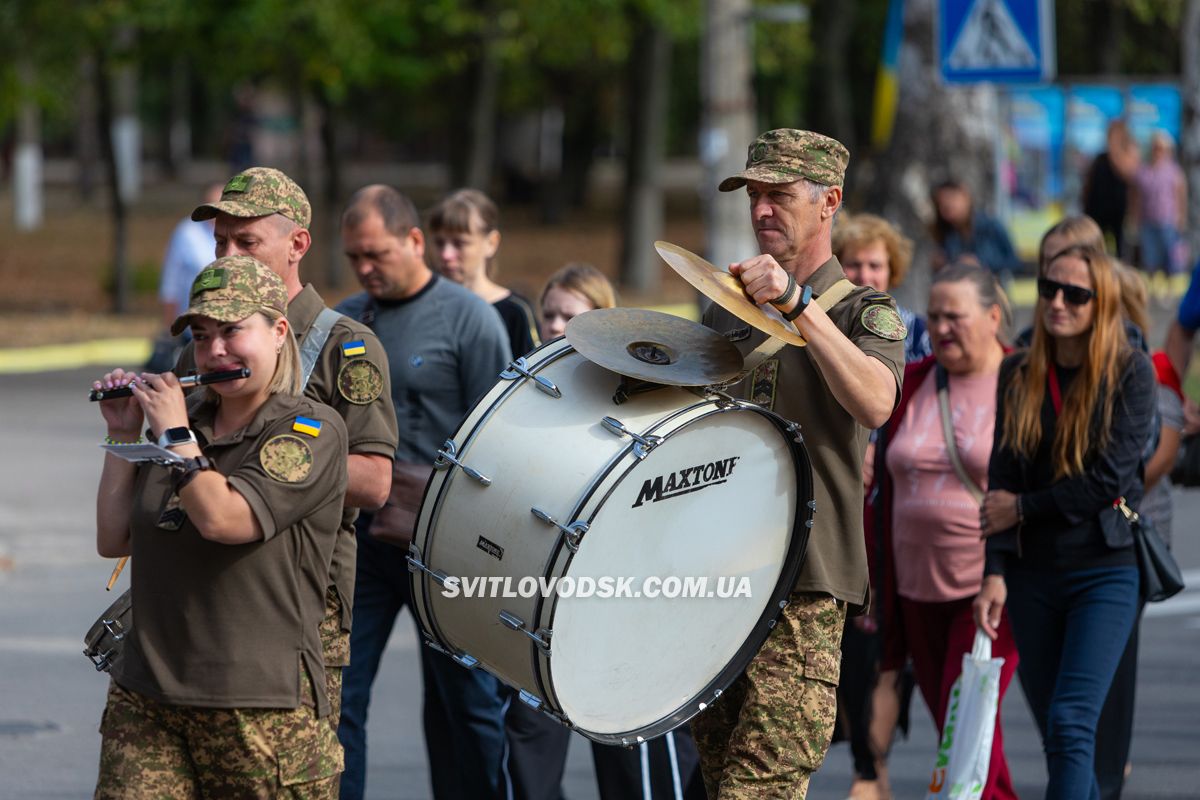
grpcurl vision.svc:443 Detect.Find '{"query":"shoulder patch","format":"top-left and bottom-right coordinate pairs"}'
top-left (860, 305), bottom-right (907, 341)
top-left (337, 359), bottom-right (384, 405)
top-left (342, 340), bottom-right (367, 357)
top-left (292, 416), bottom-right (322, 437)
top-left (259, 434), bottom-right (313, 483)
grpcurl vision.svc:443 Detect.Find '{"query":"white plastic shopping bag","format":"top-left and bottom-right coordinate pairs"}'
top-left (926, 628), bottom-right (1005, 800)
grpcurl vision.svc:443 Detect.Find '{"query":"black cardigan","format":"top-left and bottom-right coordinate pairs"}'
top-left (984, 349), bottom-right (1156, 576)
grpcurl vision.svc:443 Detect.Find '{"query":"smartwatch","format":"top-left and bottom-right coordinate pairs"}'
top-left (782, 284), bottom-right (813, 321)
top-left (158, 427), bottom-right (198, 449)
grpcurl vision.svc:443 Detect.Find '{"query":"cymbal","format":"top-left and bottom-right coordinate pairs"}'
top-left (565, 308), bottom-right (744, 386)
top-left (654, 241), bottom-right (807, 347)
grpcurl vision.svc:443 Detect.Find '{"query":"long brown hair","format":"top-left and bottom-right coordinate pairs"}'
top-left (1001, 244), bottom-right (1129, 478)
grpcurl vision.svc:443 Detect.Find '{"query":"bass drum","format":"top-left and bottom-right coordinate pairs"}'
top-left (408, 337), bottom-right (813, 744)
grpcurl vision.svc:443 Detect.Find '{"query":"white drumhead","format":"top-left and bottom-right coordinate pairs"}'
top-left (548, 411), bottom-right (797, 735)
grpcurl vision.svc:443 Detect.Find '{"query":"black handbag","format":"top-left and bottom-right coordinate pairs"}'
top-left (1170, 434), bottom-right (1200, 488)
top-left (1116, 498), bottom-right (1185, 603)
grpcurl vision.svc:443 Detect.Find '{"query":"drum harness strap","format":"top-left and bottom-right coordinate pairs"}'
top-left (740, 277), bottom-right (858, 373)
top-left (299, 307), bottom-right (344, 391)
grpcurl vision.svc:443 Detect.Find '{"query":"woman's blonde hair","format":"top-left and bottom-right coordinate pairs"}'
top-left (1001, 244), bottom-right (1129, 478)
top-left (1038, 215), bottom-right (1104, 269)
top-left (832, 213), bottom-right (914, 287)
top-left (540, 263), bottom-right (617, 311)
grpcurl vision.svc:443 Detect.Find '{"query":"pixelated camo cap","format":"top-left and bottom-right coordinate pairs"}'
top-left (170, 256), bottom-right (289, 336)
top-left (718, 129), bottom-right (849, 192)
top-left (190, 167), bottom-right (312, 229)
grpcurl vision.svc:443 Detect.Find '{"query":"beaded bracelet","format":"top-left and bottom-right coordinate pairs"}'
top-left (104, 435), bottom-right (144, 445)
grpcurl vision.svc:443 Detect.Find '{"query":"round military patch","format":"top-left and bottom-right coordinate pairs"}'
top-left (259, 434), bottom-right (313, 483)
top-left (860, 305), bottom-right (907, 341)
top-left (337, 359), bottom-right (384, 405)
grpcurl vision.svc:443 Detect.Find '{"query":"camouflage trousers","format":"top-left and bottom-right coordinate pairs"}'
top-left (691, 592), bottom-right (846, 799)
top-left (319, 586), bottom-right (349, 730)
top-left (94, 677), bottom-right (343, 800)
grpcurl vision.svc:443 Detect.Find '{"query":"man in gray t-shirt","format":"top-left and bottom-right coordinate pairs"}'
top-left (334, 185), bottom-right (511, 800)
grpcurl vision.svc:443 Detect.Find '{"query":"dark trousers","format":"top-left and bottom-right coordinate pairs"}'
top-left (899, 595), bottom-right (1019, 800)
top-left (338, 521), bottom-right (509, 800)
top-left (1006, 565), bottom-right (1140, 800)
top-left (1094, 601), bottom-right (1144, 800)
top-left (506, 698), bottom-right (707, 800)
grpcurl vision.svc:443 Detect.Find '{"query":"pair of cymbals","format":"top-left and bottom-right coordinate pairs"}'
top-left (563, 241), bottom-right (803, 386)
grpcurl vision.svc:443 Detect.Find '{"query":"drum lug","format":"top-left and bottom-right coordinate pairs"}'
top-left (600, 416), bottom-right (664, 459)
top-left (786, 420), bottom-right (805, 443)
top-left (451, 652), bottom-right (480, 669)
top-left (434, 439), bottom-right (492, 486)
top-left (530, 507), bottom-right (589, 552)
top-left (406, 554), bottom-right (452, 588)
top-left (517, 689), bottom-right (543, 710)
top-left (500, 356), bottom-right (562, 398)
top-left (499, 610), bottom-right (553, 654)
top-left (86, 648), bottom-right (115, 672)
top-left (705, 388), bottom-right (739, 409)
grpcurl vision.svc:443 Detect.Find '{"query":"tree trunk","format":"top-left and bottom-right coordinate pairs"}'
top-left (165, 56), bottom-right (190, 181)
top-left (13, 59), bottom-right (42, 231)
top-left (1184, 0), bottom-right (1200, 260)
top-left (807, 0), bottom-right (858, 154)
top-left (111, 27), bottom-right (140, 203)
top-left (96, 48), bottom-right (130, 314)
top-left (465, 23), bottom-right (501, 191)
top-left (76, 55), bottom-right (100, 202)
top-left (619, 20), bottom-right (671, 294)
top-left (701, 0), bottom-right (758, 269)
top-left (1094, 0), bottom-right (1124, 76)
top-left (862, 0), bottom-right (998, 312)
top-left (318, 91), bottom-right (344, 289)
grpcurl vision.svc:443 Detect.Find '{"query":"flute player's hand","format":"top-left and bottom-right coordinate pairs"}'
top-left (94, 368), bottom-right (144, 438)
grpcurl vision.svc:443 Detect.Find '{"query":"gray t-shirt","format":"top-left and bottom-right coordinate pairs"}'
top-left (336, 275), bottom-right (511, 464)
top-left (1142, 384), bottom-right (1183, 545)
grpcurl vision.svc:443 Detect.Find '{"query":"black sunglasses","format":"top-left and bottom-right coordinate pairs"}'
top-left (1037, 278), bottom-right (1094, 306)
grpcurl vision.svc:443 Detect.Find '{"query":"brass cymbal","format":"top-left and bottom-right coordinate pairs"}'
top-left (565, 308), bottom-right (744, 386)
top-left (654, 240), bottom-right (807, 347)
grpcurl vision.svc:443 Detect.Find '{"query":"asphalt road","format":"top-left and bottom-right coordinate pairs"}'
top-left (1, 367), bottom-right (1198, 799)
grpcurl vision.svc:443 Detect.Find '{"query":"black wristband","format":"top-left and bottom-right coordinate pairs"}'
top-left (768, 273), bottom-right (798, 307)
top-left (782, 284), bottom-right (813, 321)
top-left (172, 455), bottom-right (213, 493)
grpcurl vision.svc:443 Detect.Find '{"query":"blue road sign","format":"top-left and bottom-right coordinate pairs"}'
top-left (939, 0), bottom-right (1056, 84)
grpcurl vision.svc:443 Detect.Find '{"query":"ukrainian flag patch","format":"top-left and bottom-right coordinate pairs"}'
top-left (342, 340), bottom-right (367, 357)
top-left (292, 416), bottom-right (323, 437)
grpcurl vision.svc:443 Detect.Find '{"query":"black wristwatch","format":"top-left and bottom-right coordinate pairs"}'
top-left (158, 427), bottom-right (198, 449)
top-left (782, 284), bottom-right (813, 321)
top-left (171, 455), bottom-right (214, 492)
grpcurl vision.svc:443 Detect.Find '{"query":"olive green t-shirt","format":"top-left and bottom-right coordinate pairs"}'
top-left (702, 256), bottom-right (904, 611)
top-left (113, 393), bottom-right (348, 713)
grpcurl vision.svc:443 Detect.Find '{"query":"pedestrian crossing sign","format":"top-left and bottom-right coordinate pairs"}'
top-left (939, 0), bottom-right (1055, 84)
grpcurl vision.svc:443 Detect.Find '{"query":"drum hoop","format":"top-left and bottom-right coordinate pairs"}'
top-left (409, 338), bottom-right (577, 657)
top-left (538, 400), bottom-right (814, 744)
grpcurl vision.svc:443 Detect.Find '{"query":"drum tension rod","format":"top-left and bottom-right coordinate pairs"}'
top-left (530, 507), bottom-right (589, 552)
top-left (499, 610), bottom-right (553, 653)
top-left (434, 439), bottom-right (492, 486)
top-left (422, 636), bottom-right (481, 670)
top-left (500, 357), bottom-right (562, 398)
top-left (600, 416), bottom-right (663, 459)
top-left (406, 554), bottom-right (452, 588)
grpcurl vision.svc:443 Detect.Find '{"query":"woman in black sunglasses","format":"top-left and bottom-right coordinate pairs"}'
top-left (972, 244), bottom-right (1155, 799)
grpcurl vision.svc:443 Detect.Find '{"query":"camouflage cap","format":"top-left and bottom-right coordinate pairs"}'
top-left (170, 255), bottom-right (289, 335)
top-left (191, 167), bottom-right (312, 229)
top-left (718, 129), bottom-right (850, 192)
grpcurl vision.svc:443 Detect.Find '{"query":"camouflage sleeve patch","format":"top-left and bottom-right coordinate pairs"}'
top-left (259, 434), bottom-right (314, 483)
top-left (860, 305), bottom-right (907, 341)
top-left (337, 359), bottom-right (384, 405)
